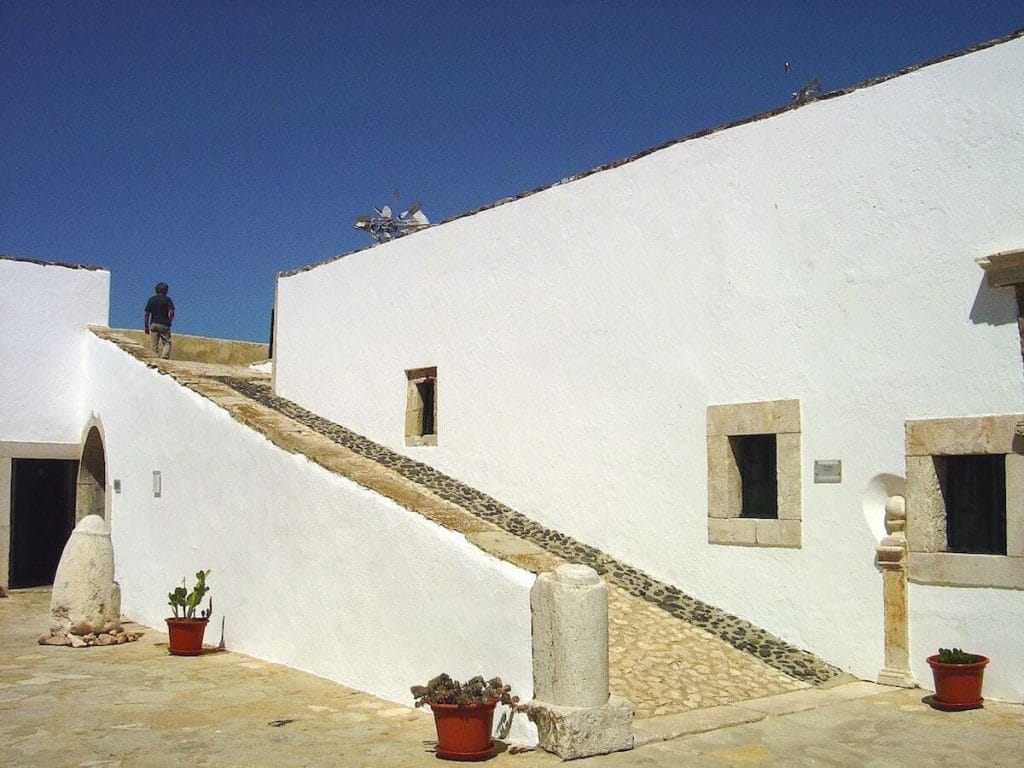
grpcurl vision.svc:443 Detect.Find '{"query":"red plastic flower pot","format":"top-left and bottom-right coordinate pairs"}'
top-left (926, 654), bottom-right (988, 711)
top-left (165, 618), bottom-right (209, 656)
top-left (429, 701), bottom-right (497, 761)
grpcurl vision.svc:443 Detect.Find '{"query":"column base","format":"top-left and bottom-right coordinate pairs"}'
top-left (524, 695), bottom-right (633, 759)
top-left (877, 668), bottom-right (917, 688)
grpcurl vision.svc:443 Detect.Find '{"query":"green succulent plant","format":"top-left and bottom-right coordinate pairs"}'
top-left (937, 647), bottom-right (981, 664)
top-left (411, 673), bottom-right (519, 708)
top-left (168, 569), bottom-right (212, 620)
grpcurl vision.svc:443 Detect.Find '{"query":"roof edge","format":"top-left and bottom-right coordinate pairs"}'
top-left (1, 254), bottom-right (108, 272)
top-left (279, 26), bottom-right (1024, 279)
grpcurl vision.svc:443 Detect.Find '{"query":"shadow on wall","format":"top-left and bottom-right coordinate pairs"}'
top-left (969, 277), bottom-right (1017, 326)
top-left (863, 473), bottom-right (906, 542)
top-left (116, 330), bottom-right (269, 366)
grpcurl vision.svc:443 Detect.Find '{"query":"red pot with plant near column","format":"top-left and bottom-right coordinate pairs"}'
top-left (926, 647), bottom-right (989, 711)
top-left (411, 673), bottom-right (520, 761)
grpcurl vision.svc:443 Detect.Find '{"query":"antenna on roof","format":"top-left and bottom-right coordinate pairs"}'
top-left (354, 195), bottom-right (430, 243)
top-left (791, 77), bottom-right (821, 103)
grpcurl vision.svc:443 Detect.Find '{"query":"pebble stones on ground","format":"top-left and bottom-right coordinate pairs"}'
top-left (38, 628), bottom-right (144, 647)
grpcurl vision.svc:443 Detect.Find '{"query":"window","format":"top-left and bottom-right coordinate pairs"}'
top-left (707, 399), bottom-right (801, 547)
top-left (905, 414), bottom-right (1023, 589)
top-left (405, 367), bottom-right (437, 446)
top-left (939, 454), bottom-right (1007, 555)
top-left (733, 434), bottom-right (778, 519)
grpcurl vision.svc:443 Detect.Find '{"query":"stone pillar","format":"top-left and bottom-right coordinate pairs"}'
top-left (49, 514), bottom-right (121, 636)
top-left (875, 495), bottom-right (916, 688)
top-left (526, 564), bottom-right (633, 759)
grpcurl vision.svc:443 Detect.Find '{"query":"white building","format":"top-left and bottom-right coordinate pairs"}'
top-left (274, 32), bottom-right (1024, 700)
top-left (2, 30), bottom-right (1022, 722)
top-left (0, 255), bottom-right (535, 738)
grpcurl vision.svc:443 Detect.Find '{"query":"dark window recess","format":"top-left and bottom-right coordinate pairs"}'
top-left (731, 434), bottom-right (778, 519)
top-left (417, 378), bottom-right (436, 436)
top-left (939, 454), bottom-right (1007, 555)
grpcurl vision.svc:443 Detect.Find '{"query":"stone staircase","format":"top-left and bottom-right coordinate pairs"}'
top-left (92, 327), bottom-right (843, 719)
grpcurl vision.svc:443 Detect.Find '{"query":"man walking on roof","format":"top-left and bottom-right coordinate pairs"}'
top-left (144, 282), bottom-right (175, 359)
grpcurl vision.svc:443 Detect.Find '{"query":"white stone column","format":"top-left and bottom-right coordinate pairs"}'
top-left (49, 514), bottom-right (121, 636)
top-left (876, 495), bottom-right (916, 688)
top-left (526, 563), bottom-right (632, 759)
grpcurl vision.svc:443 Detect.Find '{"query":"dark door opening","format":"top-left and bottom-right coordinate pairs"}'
top-left (10, 458), bottom-right (78, 588)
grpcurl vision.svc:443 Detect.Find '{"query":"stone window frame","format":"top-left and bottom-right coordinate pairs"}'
top-left (905, 413), bottom-right (1024, 590)
top-left (404, 366), bottom-right (437, 447)
top-left (707, 398), bottom-right (802, 548)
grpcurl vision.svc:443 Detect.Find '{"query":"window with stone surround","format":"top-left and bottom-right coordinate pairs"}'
top-left (905, 414), bottom-right (1024, 590)
top-left (404, 367), bottom-right (437, 446)
top-left (707, 399), bottom-right (801, 548)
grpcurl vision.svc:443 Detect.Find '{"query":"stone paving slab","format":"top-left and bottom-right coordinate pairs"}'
top-left (4, 589), bottom-right (1022, 768)
top-left (606, 585), bottom-right (807, 718)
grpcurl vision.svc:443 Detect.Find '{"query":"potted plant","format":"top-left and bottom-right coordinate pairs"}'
top-left (411, 673), bottom-right (519, 761)
top-left (166, 569), bottom-right (212, 656)
top-left (926, 647), bottom-right (989, 711)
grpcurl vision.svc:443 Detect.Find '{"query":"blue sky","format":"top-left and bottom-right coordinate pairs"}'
top-left (3, 1), bottom-right (1022, 341)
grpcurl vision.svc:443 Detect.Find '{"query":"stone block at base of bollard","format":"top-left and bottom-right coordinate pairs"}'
top-left (525, 695), bottom-right (634, 760)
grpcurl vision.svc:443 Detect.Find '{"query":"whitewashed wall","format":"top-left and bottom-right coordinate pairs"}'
top-left (0, 257), bottom-right (109, 593)
top-left (83, 336), bottom-right (537, 740)
top-left (0, 257), bottom-right (109, 443)
top-left (274, 38), bottom-right (1024, 700)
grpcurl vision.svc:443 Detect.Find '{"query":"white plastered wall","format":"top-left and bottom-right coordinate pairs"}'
top-left (274, 38), bottom-right (1024, 700)
top-left (0, 257), bottom-right (109, 443)
top-left (0, 257), bottom-right (110, 593)
top-left (83, 336), bottom-right (537, 740)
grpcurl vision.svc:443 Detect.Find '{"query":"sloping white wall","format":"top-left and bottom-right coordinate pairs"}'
top-left (0, 257), bottom-right (109, 443)
top-left (83, 336), bottom-right (536, 739)
top-left (274, 38), bottom-right (1024, 699)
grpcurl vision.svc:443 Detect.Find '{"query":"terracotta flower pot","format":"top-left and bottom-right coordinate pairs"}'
top-left (165, 617), bottom-right (209, 656)
top-left (429, 701), bottom-right (496, 761)
top-left (926, 654), bottom-right (988, 711)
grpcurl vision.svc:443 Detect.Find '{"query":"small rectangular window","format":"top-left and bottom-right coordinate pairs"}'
top-left (731, 434), bottom-right (778, 519)
top-left (405, 367), bottom-right (437, 446)
top-left (939, 454), bottom-right (1007, 555)
top-left (707, 399), bottom-right (800, 548)
top-left (416, 379), bottom-right (435, 436)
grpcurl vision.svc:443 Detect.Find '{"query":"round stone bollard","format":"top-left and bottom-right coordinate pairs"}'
top-left (50, 514), bottom-right (121, 636)
top-left (527, 563), bottom-right (633, 759)
top-left (531, 563), bottom-right (609, 708)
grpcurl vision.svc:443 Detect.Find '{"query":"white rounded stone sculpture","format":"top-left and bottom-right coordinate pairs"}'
top-left (50, 514), bottom-right (121, 635)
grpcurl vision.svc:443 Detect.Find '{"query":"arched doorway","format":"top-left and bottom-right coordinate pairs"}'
top-left (77, 426), bottom-right (106, 522)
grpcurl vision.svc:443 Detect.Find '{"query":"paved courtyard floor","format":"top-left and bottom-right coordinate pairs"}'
top-left (3, 589), bottom-right (1022, 767)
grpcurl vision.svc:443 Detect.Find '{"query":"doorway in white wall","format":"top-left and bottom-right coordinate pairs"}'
top-left (9, 459), bottom-right (77, 588)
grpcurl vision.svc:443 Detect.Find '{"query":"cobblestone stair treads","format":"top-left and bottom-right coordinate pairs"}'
top-left (87, 326), bottom-right (842, 714)
top-left (217, 376), bottom-right (841, 687)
